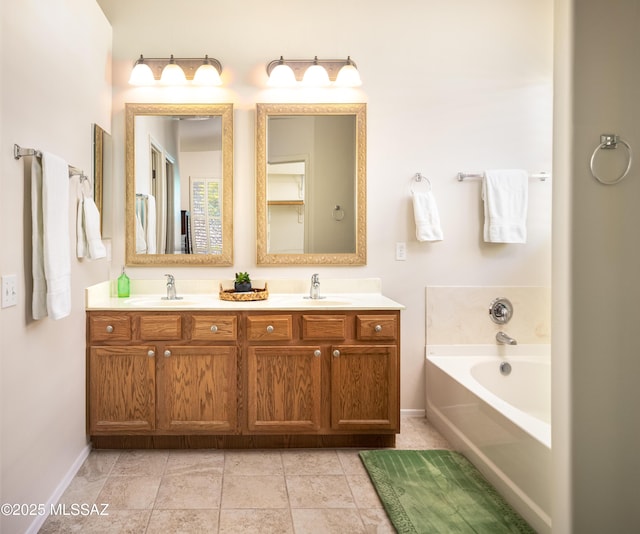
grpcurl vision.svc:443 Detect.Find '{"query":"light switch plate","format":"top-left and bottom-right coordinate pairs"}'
top-left (1, 274), bottom-right (18, 308)
top-left (395, 242), bottom-right (407, 261)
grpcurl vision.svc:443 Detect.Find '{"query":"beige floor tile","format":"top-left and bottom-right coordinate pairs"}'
top-left (221, 475), bottom-right (288, 509)
top-left (395, 416), bottom-right (452, 450)
top-left (286, 475), bottom-right (355, 509)
top-left (110, 450), bottom-right (169, 477)
top-left (75, 450), bottom-right (121, 481)
top-left (346, 474), bottom-right (383, 509)
top-left (57, 475), bottom-right (108, 507)
top-left (223, 450), bottom-right (284, 475)
top-left (154, 473), bottom-right (223, 509)
top-left (146, 509), bottom-right (219, 533)
top-left (219, 509), bottom-right (294, 533)
top-left (40, 509), bottom-right (152, 534)
top-left (337, 449), bottom-right (369, 475)
top-left (282, 450), bottom-right (343, 475)
top-left (291, 508), bottom-right (365, 534)
top-left (96, 476), bottom-right (161, 509)
top-left (359, 508), bottom-right (395, 533)
top-left (164, 449), bottom-right (225, 476)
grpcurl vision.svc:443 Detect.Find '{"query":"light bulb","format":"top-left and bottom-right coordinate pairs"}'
top-left (335, 58), bottom-right (362, 87)
top-left (160, 55), bottom-right (186, 85)
top-left (129, 55), bottom-right (155, 86)
top-left (194, 57), bottom-right (222, 86)
top-left (302, 57), bottom-right (330, 87)
top-left (268, 62), bottom-right (297, 87)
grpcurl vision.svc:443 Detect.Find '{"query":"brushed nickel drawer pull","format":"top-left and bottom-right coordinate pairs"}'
top-left (105, 325), bottom-right (114, 333)
top-left (374, 324), bottom-right (383, 332)
top-left (210, 325), bottom-right (218, 333)
top-left (266, 325), bottom-right (274, 333)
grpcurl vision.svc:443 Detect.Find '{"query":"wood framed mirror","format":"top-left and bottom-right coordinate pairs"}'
top-left (256, 103), bottom-right (366, 265)
top-left (125, 103), bottom-right (233, 265)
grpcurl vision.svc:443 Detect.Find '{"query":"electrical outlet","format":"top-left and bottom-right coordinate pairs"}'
top-left (1, 274), bottom-right (18, 308)
top-left (395, 242), bottom-right (407, 261)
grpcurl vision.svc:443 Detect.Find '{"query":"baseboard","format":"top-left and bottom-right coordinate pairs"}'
top-left (401, 408), bottom-right (426, 417)
top-left (25, 443), bottom-right (92, 534)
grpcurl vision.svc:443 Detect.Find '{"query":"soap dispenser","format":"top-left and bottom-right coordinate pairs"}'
top-left (117, 266), bottom-right (130, 298)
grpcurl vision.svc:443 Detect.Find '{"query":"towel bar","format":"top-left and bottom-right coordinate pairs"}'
top-left (457, 171), bottom-right (550, 182)
top-left (14, 144), bottom-right (89, 183)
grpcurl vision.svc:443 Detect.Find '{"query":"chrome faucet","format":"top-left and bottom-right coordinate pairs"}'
top-left (496, 331), bottom-right (517, 345)
top-left (309, 273), bottom-right (321, 299)
top-left (163, 274), bottom-right (182, 300)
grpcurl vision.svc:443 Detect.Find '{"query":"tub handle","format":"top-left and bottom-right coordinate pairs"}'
top-left (489, 298), bottom-right (513, 324)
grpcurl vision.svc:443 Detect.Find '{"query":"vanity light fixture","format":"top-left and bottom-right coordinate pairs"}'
top-left (266, 56), bottom-right (362, 87)
top-left (128, 54), bottom-right (223, 86)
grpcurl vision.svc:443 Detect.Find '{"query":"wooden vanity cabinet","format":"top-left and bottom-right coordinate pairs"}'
top-left (87, 309), bottom-right (400, 448)
top-left (87, 312), bottom-right (238, 436)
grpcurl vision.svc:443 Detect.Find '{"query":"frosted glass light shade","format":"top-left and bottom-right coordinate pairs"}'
top-left (302, 64), bottom-right (330, 87)
top-left (335, 64), bottom-right (362, 87)
top-left (268, 63), bottom-right (297, 87)
top-left (160, 57), bottom-right (186, 85)
top-left (129, 59), bottom-right (155, 86)
top-left (194, 63), bottom-right (222, 86)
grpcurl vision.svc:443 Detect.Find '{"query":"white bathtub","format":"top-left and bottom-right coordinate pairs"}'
top-left (425, 345), bottom-right (551, 534)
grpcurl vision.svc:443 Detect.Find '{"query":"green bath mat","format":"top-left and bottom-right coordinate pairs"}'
top-left (359, 449), bottom-right (535, 534)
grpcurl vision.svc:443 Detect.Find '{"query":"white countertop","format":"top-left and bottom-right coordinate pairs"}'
top-left (85, 279), bottom-right (405, 311)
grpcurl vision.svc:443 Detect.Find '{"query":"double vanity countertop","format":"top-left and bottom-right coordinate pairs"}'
top-left (85, 278), bottom-right (405, 311)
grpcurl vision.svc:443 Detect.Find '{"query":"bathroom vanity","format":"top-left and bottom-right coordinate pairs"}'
top-left (85, 279), bottom-right (403, 449)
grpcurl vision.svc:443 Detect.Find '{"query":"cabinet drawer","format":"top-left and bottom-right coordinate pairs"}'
top-left (247, 315), bottom-right (292, 341)
top-left (139, 314), bottom-right (182, 340)
top-left (356, 314), bottom-right (397, 341)
top-left (191, 315), bottom-right (237, 341)
top-left (302, 315), bottom-right (346, 340)
top-left (89, 314), bottom-right (132, 342)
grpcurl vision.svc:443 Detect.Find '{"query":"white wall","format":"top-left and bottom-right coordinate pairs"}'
top-left (554, 0), bottom-right (640, 531)
top-left (0, 2), bottom-right (112, 533)
top-left (98, 0), bottom-right (553, 413)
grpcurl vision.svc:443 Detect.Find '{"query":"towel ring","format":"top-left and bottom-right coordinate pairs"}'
top-left (410, 172), bottom-right (431, 194)
top-left (589, 134), bottom-right (633, 185)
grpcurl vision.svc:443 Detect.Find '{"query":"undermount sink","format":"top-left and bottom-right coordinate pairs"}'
top-left (123, 296), bottom-right (200, 307)
top-left (301, 297), bottom-right (352, 306)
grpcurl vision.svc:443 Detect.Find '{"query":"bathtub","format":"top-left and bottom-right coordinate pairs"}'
top-left (425, 344), bottom-right (551, 534)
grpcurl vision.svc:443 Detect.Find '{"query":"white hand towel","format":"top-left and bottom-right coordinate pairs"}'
top-left (145, 194), bottom-right (157, 254)
top-left (135, 214), bottom-right (147, 253)
top-left (38, 152), bottom-right (71, 320)
top-left (31, 157), bottom-right (47, 319)
top-left (482, 169), bottom-right (528, 244)
top-left (83, 195), bottom-right (106, 259)
top-left (76, 197), bottom-right (88, 259)
top-left (412, 191), bottom-right (444, 242)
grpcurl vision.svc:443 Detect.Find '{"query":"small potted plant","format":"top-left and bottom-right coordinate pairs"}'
top-left (234, 272), bottom-right (252, 292)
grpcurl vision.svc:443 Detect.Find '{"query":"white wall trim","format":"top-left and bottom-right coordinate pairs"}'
top-left (401, 408), bottom-right (426, 417)
top-left (25, 444), bottom-right (92, 534)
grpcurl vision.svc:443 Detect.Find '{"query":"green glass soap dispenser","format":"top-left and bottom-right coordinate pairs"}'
top-left (117, 266), bottom-right (130, 298)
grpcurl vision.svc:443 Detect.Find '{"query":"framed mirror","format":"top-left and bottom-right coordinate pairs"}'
top-left (92, 123), bottom-right (111, 230)
top-left (256, 103), bottom-right (366, 265)
top-left (125, 103), bottom-right (233, 265)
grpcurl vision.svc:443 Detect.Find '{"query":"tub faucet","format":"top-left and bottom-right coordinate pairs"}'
top-left (309, 273), bottom-right (321, 299)
top-left (496, 331), bottom-right (517, 345)
top-left (163, 274), bottom-right (182, 300)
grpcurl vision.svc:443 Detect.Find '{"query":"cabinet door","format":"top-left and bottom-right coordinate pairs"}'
top-left (330, 345), bottom-right (398, 431)
top-left (157, 346), bottom-right (237, 433)
top-left (247, 346), bottom-right (321, 432)
top-left (89, 346), bottom-right (156, 433)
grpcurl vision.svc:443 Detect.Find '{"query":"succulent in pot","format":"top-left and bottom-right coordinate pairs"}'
top-left (234, 272), bottom-right (252, 292)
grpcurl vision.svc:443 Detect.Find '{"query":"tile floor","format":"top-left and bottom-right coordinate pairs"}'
top-left (40, 416), bottom-right (451, 533)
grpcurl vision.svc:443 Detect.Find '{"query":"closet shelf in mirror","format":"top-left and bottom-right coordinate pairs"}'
top-left (267, 200), bottom-right (304, 206)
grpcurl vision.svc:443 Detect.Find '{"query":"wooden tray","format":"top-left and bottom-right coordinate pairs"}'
top-left (219, 283), bottom-right (269, 302)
